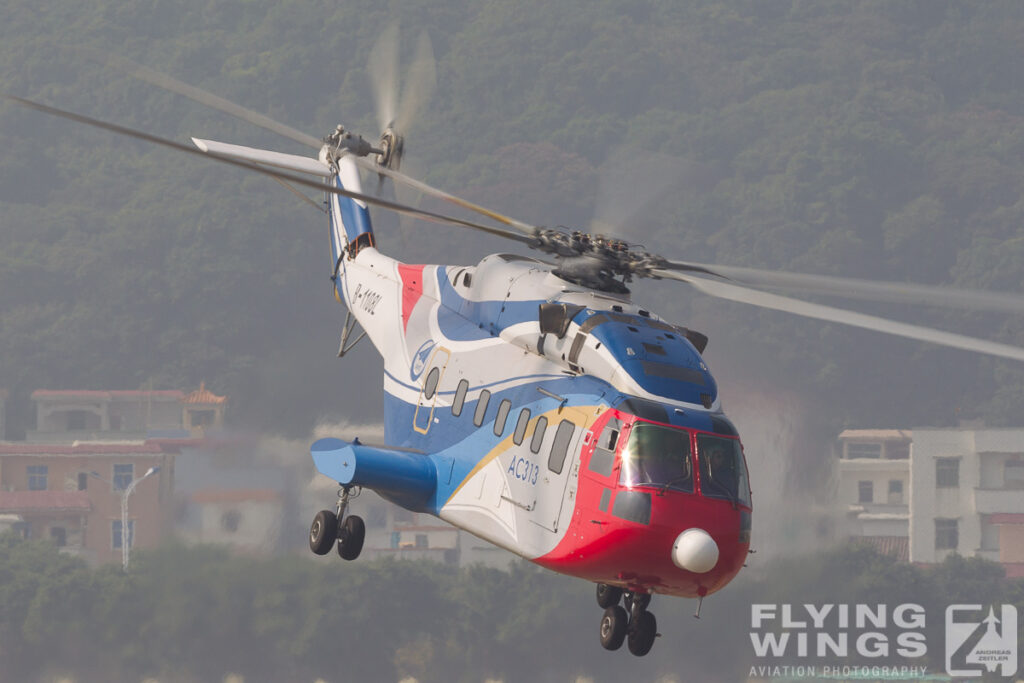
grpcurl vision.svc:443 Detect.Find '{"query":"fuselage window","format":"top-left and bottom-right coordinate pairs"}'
top-left (513, 409), bottom-right (531, 445)
top-left (452, 379), bottom-right (469, 417)
top-left (530, 416), bottom-right (548, 454)
top-left (423, 367), bottom-right (440, 400)
top-left (473, 389), bottom-right (492, 427)
top-left (547, 419), bottom-right (576, 474)
top-left (494, 399), bottom-right (512, 436)
top-left (589, 418), bottom-right (622, 478)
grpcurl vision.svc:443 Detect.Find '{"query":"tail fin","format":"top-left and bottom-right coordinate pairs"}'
top-left (327, 156), bottom-right (376, 267)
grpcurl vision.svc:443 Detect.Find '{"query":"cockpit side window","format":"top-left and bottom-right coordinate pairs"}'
top-left (696, 434), bottom-right (750, 506)
top-left (588, 417), bottom-right (622, 478)
top-left (619, 421), bottom-right (694, 493)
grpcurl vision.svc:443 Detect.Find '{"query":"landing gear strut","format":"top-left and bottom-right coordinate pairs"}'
top-left (595, 584), bottom-right (659, 656)
top-left (308, 486), bottom-right (365, 561)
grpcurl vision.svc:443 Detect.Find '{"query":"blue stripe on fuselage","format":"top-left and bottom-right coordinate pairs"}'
top-left (383, 374), bottom-right (613, 513)
top-left (435, 270), bottom-right (544, 339)
top-left (334, 177), bottom-right (373, 243)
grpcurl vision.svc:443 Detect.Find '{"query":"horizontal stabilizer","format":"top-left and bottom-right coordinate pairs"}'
top-left (311, 438), bottom-right (437, 510)
top-left (192, 138), bottom-right (332, 177)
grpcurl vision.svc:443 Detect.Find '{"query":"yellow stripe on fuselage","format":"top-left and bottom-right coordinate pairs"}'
top-left (443, 404), bottom-right (606, 505)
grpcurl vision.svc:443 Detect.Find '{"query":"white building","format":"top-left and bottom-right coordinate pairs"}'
top-left (837, 427), bottom-right (1024, 577)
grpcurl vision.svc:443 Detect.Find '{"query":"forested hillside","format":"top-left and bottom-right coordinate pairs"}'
top-left (1, 1), bottom-right (1022, 438)
top-left (2, 533), bottom-right (1021, 682)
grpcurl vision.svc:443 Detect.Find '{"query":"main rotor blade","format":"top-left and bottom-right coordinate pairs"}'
top-left (99, 51), bottom-right (323, 149)
top-left (653, 268), bottom-right (1024, 363)
top-left (5, 95), bottom-right (534, 245)
top-left (662, 260), bottom-right (1024, 315)
top-left (352, 156), bottom-right (539, 236)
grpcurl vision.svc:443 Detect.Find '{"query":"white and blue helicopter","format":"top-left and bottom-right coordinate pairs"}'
top-left (10, 36), bottom-right (1024, 656)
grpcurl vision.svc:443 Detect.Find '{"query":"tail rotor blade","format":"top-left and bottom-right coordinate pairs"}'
top-left (395, 30), bottom-right (436, 134)
top-left (369, 22), bottom-right (400, 131)
top-left (4, 94), bottom-right (535, 246)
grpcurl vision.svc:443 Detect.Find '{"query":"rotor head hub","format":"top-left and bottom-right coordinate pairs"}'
top-left (377, 127), bottom-right (404, 171)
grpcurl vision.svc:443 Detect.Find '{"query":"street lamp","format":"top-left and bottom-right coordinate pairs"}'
top-left (90, 466), bottom-right (161, 570)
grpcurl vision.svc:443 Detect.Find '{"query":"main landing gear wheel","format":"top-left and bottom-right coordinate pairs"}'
top-left (337, 514), bottom-right (365, 561)
top-left (309, 509), bottom-right (338, 555)
top-left (599, 605), bottom-right (628, 651)
top-left (627, 610), bottom-right (657, 657)
top-left (596, 583), bottom-right (623, 609)
top-left (596, 589), bottom-right (658, 655)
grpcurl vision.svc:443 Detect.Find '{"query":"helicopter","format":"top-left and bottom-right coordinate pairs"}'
top-left (8, 34), bottom-right (1024, 657)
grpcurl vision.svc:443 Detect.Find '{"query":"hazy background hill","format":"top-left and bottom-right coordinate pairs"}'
top-left (1, 0), bottom-right (1022, 441)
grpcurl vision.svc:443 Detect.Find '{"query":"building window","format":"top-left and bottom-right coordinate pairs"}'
top-left (935, 518), bottom-right (958, 550)
top-left (112, 520), bottom-right (135, 549)
top-left (473, 390), bottom-right (491, 427)
top-left (857, 480), bottom-right (873, 504)
top-left (221, 510), bottom-right (241, 533)
top-left (888, 479), bottom-right (904, 505)
top-left (113, 464), bottom-right (134, 491)
top-left (936, 458), bottom-right (959, 488)
top-left (1005, 460), bottom-right (1024, 489)
top-left (494, 399), bottom-right (512, 436)
top-left (981, 516), bottom-right (1000, 551)
top-left (415, 534), bottom-right (428, 549)
top-left (78, 472), bottom-right (88, 491)
top-left (452, 380), bottom-right (469, 417)
top-left (887, 443), bottom-right (910, 460)
top-left (189, 410), bottom-right (215, 428)
top-left (847, 442), bottom-right (882, 459)
top-left (50, 526), bottom-right (67, 547)
top-left (67, 410), bottom-right (88, 430)
top-left (27, 465), bottom-right (48, 491)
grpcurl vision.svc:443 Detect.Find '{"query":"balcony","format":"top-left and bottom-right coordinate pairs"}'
top-left (974, 488), bottom-right (1024, 514)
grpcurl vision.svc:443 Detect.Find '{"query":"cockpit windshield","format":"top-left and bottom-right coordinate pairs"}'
top-left (619, 421), bottom-right (694, 493)
top-left (696, 434), bottom-right (751, 506)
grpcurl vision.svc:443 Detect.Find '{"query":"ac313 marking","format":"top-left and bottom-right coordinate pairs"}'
top-left (507, 455), bottom-right (539, 485)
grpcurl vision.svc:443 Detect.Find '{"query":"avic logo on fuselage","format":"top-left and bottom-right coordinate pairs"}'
top-left (410, 340), bottom-right (435, 381)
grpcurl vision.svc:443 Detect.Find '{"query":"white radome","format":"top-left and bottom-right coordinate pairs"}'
top-left (672, 528), bottom-right (719, 573)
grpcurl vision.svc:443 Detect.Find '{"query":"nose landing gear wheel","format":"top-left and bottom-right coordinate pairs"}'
top-left (309, 509), bottom-right (338, 555)
top-left (599, 605), bottom-right (628, 650)
top-left (337, 514), bottom-right (365, 560)
top-left (627, 610), bottom-right (657, 657)
top-left (596, 583), bottom-right (623, 609)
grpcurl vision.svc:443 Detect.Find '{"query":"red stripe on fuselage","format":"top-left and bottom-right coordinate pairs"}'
top-left (398, 264), bottom-right (427, 332)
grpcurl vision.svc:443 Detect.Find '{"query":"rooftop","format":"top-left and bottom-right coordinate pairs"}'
top-left (0, 440), bottom-right (190, 456)
top-left (838, 429), bottom-right (913, 440)
top-left (183, 382), bottom-right (227, 405)
top-left (31, 390), bottom-right (185, 401)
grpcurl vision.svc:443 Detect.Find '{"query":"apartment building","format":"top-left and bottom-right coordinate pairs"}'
top-left (837, 427), bottom-right (1024, 576)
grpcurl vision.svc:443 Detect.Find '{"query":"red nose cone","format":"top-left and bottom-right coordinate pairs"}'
top-left (537, 490), bottom-right (749, 597)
